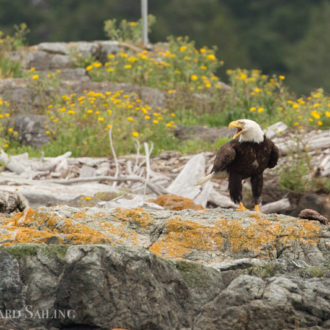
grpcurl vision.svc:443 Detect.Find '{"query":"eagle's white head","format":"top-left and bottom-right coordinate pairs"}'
top-left (228, 119), bottom-right (264, 143)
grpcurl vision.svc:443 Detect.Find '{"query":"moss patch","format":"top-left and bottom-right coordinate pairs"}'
top-left (3, 244), bottom-right (39, 258)
top-left (244, 263), bottom-right (283, 278)
top-left (176, 260), bottom-right (216, 289)
top-left (298, 266), bottom-right (326, 278)
top-left (41, 245), bottom-right (69, 259)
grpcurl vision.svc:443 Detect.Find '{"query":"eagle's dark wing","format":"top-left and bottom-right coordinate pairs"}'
top-left (211, 141), bottom-right (236, 173)
top-left (267, 141), bottom-right (279, 169)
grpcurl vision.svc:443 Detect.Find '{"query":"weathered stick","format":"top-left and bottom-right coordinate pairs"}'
top-left (48, 176), bottom-right (168, 195)
top-left (261, 198), bottom-right (291, 214)
top-left (143, 142), bottom-right (151, 197)
top-left (109, 126), bottom-right (119, 188)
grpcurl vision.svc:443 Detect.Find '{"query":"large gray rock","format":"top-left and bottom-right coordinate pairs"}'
top-left (10, 41), bottom-right (122, 70)
top-left (9, 114), bottom-right (50, 148)
top-left (195, 274), bottom-right (330, 329)
top-left (0, 78), bottom-right (53, 113)
top-left (0, 245), bottom-right (329, 329)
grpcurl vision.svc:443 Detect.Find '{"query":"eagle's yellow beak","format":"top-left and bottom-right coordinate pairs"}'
top-left (228, 120), bottom-right (244, 139)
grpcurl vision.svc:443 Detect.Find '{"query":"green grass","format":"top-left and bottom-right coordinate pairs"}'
top-left (175, 109), bottom-right (227, 127)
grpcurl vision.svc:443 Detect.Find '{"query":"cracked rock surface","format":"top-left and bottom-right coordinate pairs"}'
top-left (0, 206), bottom-right (329, 329)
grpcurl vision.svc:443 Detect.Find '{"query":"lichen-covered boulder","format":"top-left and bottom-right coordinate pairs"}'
top-left (0, 206), bottom-right (329, 329)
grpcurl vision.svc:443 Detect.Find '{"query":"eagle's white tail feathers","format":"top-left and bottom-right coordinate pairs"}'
top-left (195, 172), bottom-right (214, 186)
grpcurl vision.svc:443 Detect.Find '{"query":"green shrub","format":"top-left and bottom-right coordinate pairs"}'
top-left (0, 23), bottom-right (28, 78)
top-left (104, 15), bottom-right (156, 43)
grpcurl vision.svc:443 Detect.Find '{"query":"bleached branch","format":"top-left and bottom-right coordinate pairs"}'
top-left (48, 175), bottom-right (168, 195)
top-left (109, 126), bottom-right (119, 187)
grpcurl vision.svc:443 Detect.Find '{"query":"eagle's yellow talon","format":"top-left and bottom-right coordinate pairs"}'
top-left (254, 204), bottom-right (261, 212)
top-left (236, 202), bottom-right (248, 212)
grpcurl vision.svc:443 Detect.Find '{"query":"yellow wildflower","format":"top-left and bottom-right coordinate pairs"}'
top-left (128, 56), bottom-right (137, 63)
top-left (191, 74), bottom-right (198, 81)
top-left (311, 110), bottom-right (321, 119)
top-left (207, 54), bottom-right (216, 61)
top-left (132, 131), bottom-right (139, 138)
top-left (257, 107), bottom-right (264, 113)
top-left (240, 73), bottom-right (247, 80)
top-left (32, 74), bottom-right (39, 80)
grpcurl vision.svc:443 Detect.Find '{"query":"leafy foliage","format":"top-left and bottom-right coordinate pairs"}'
top-left (104, 15), bottom-right (156, 43)
top-left (0, 23), bottom-right (28, 78)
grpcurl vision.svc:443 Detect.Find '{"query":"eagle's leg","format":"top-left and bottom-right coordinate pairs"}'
top-left (251, 174), bottom-right (263, 212)
top-left (229, 173), bottom-right (248, 211)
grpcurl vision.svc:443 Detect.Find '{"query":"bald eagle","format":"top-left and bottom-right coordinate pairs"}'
top-left (198, 119), bottom-right (279, 211)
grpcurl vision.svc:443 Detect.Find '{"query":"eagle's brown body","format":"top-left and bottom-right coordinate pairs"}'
top-left (211, 136), bottom-right (279, 205)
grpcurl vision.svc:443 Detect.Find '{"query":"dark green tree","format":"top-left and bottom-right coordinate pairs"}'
top-left (285, 1), bottom-right (330, 94)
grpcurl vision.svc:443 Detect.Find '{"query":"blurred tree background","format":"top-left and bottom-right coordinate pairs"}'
top-left (0, 0), bottom-right (329, 95)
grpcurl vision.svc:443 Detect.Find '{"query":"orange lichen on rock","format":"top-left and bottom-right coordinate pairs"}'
top-left (72, 211), bottom-right (88, 219)
top-left (148, 194), bottom-right (204, 211)
top-left (149, 216), bottom-right (224, 258)
top-left (114, 207), bottom-right (154, 228)
top-left (0, 207), bottom-right (114, 246)
top-left (98, 221), bottom-right (139, 246)
top-left (149, 215), bottom-right (323, 260)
